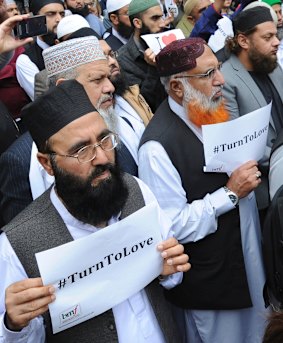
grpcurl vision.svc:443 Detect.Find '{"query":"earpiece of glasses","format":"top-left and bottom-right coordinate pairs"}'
top-left (175, 62), bottom-right (222, 80)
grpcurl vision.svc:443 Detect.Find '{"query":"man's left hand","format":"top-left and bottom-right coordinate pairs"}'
top-left (157, 237), bottom-right (191, 276)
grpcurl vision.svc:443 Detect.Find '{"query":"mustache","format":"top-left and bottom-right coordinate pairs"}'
top-left (210, 86), bottom-right (223, 99)
top-left (96, 94), bottom-right (113, 108)
top-left (89, 163), bottom-right (115, 180)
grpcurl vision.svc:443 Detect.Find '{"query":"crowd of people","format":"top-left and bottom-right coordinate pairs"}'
top-left (0, 0), bottom-right (283, 342)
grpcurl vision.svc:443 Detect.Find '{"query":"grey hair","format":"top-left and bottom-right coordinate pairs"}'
top-left (160, 75), bottom-right (172, 93)
top-left (48, 68), bottom-right (78, 86)
top-left (160, 72), bottom-right (191, 94)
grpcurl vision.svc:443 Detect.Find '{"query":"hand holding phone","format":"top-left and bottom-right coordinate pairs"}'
top-left (14, 15), bottom-right (48, 39)
top-left (0, 14), bottom-right (33, 54)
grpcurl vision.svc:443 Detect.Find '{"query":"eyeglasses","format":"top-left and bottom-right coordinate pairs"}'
top-left (175, 62), bottom-right (222, 80)
top-left (49, 133), bottom-right (119, 164)
top-left (105, 50), bottom-right (118, 60)
top-left (85, 1), bottom-right (95, 7)
top-left (117, 12), bottom-right (129, 17)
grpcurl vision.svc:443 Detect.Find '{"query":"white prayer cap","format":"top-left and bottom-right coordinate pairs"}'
top-left (106, 0), bottom-right (131, 13)
top-left (57, 14), bottom-right (90, 39)
top-left (5, 0), bottom-right (16, 5)
top-left (43, 36), bottom-right (106, 77)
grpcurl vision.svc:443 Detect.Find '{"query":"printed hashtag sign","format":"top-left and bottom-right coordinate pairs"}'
top-left (58, 278), bottom-right (67, 289)
top-left (214, 146), bottom-right (219, 154)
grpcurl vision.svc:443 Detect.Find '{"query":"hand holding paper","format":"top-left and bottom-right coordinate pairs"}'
top-left (158, 237), bottom-right (190, 275)
top-left (144, 48), bottom-right (156, 66)
top-left (141, 29), bottom-right (185, 55)
top-left (5, 277), bottom-right (55, 331)
top-left (35, 202), bottom-right (188, 334)
top-left (226, 160), bottom-right (261, 198)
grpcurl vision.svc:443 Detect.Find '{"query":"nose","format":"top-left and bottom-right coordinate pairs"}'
top-left (107, 55), bottom-right (117, 68)
top-left (159, 18), bottom-right (165, 28)
top-left (273, 35), bottom-right (280, 47)
top-left (55, 12), bottom-right (64, 23)
top-left (213, 69), bottom-right (225, 86)
top-left (103, 78), bottom-right (115, 94)
top-left (91, 145), bottom-right (110, 165)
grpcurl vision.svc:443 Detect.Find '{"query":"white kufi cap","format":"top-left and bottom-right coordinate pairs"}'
top-left (43, 36), bottom-right (106, 77)
top-left (5, 0), bottom-right (16, 5)
top-left (106, 0), bottom-right (131, 13)
top-left (57, 14), bottom-right (90, 39)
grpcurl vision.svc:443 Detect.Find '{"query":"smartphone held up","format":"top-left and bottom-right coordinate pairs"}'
top-left (14, 15), bottom-right (47, 39)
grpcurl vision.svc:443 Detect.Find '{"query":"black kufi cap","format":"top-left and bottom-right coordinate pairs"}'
top-left (29, 0), bottom-right (64, 14)
top-left (68, 27), bottom-right (102, 41)
top-left (22, 80), bottom-right (97, 148)
top-left (233, 7), bottom-right (273, 33)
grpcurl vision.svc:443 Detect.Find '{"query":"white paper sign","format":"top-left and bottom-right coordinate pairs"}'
top-left (208, 16), bottom-right (234, 53)
top-left (202, 103), bottom-right (271, 173)
top-left (36, 202), bottom-right (164, 334)
top-left (141, 29), bottom-right (185, 55)
top-left (164, 0), bottom-right (179, 18)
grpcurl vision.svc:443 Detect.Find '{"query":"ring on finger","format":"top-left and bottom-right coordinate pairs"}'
top-left (255, 171), bottom-right (261, 179)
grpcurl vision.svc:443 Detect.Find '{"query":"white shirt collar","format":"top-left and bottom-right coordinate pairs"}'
top-left (36, 36), bottom-right (50, 50)
top-left (168, 96), bottom-right (203, 142)
top-left (112, 27), bottom-right (128, 45)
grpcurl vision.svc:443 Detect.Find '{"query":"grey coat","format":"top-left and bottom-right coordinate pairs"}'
top-left (222, 53), bottom-right (283, 155)
top-left (222, 54), bottom-right (283, 209)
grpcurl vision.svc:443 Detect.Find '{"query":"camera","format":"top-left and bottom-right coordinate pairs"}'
top-left (14, 15), bottom-right (48, 39)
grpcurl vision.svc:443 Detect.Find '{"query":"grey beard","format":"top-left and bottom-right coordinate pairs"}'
top-left (97, 105), bottom-right (118, 133)
top-left (180, 78), bottom-right (223, 111)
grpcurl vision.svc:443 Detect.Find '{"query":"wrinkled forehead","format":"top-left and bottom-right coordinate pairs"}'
top-left (50, 111), bottom-right (107, 144)
top-left (193, 45), bottom-right (218, 70)
top-left (76, 59), bottom-right (110, 79)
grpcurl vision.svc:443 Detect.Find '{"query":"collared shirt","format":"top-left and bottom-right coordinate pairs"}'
top-left (0, 178), bottom-right (181, 343)
top-left (112, 27), bottom-right (128, 45)
top-left (29, 142), bottom-right (54, 200)
top-left (115, 95), bottom-right (146, 164)
top-left (16, 37), bottom-right (49, 101)
top-left (138, 96), bottom-right (235, 244)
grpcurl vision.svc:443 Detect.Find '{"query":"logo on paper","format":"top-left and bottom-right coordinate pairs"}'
top-left (60, 304), bottom-right (81, 324)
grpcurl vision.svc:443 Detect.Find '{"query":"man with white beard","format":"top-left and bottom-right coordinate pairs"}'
top-left (0, 36), bottom-right (137, 225)
top-left (138, 38), bottom-right (268, 343)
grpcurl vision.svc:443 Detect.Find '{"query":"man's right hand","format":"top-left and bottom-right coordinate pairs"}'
top-left (226, 160), bottom-right (261, 199)
top-left (5, 277), bottom-right (56, 331)
top-left (144, 48), bottom-right (156, 66)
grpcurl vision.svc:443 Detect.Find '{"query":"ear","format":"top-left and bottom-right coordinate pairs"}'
top-left (37, 152), bottom-right (55, 176)
top-left (170, 79), bottom-right (184, 102)
top-left (109, 13), bottom-right (119, 26)
top-left (54, 38), bottom-right (60, 45)
top-left (55, 78), bottom-right (66, 86)
top-left (237, 33), bottom-right (249, 50)
top-left (133, 17), bottom-right (142, 29)
top-left (187, 15), bottom-right (195, 25)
